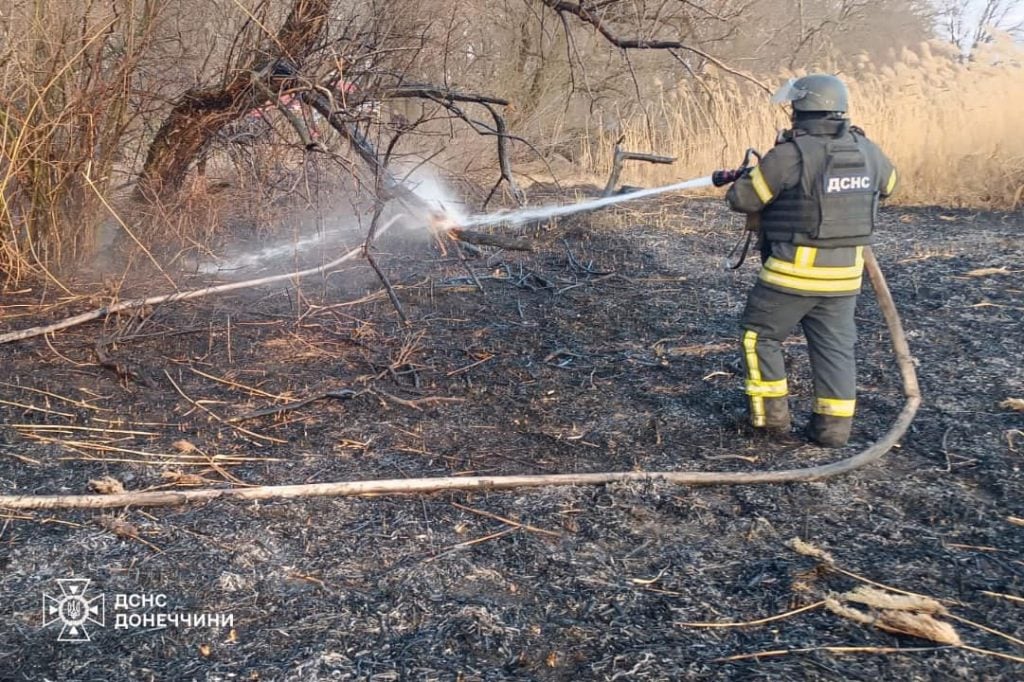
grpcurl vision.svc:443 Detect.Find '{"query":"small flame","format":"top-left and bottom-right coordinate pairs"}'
top-left (428, 211), bottom-right (461, 233)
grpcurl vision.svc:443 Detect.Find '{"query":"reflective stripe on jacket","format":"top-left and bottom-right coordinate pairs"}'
top-left (726, 117), bottom-right (898, 297)
top-left (759, 243), bottom-right (865, 295)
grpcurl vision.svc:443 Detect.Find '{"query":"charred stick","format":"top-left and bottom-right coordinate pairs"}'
top-left (364, 184), bottom-right (409, 325)
top-left (365, 249), bottom-right (409, 325)
top-left (602, 142), bottom-right (677, 197)
top-left (229, 389), bottom-right (357, 423)
top-left (448, 229), bottom-right (535, 252)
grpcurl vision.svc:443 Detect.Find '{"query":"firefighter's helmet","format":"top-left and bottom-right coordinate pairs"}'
top-left (771, 74), bottom-right (848, 114)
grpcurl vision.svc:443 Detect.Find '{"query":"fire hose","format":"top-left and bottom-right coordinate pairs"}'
top-left (712, 148), bottom-right (763, 270)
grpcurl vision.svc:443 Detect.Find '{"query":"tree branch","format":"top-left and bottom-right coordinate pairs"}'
top-left (538, 0), bottom-right (771, 93)
top-left (137, 0), bottom-right (331, 197)
top-left (386, 85), bottom-right (524, 206)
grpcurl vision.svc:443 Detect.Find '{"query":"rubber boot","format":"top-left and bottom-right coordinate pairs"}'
top-left (808, 413), bottom-right (853, 448)
top-left (749, 396), bottom-right (792, 439)
top-left (763, 397), bottom-right (792, 433)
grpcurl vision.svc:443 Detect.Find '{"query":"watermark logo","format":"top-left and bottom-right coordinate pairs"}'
top-left (42, 579), bottom-right (106, 642)
top-left (42, 578), bottom-right (234, 642)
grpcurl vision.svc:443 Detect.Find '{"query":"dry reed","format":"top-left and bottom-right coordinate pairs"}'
top-left (583, 40), bottom-right (1024, 211)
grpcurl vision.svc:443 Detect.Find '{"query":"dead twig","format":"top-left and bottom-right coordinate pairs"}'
top-left (446, 354), bottom-right (494, 377)
top-left (12, 425), bottom-right (158, 436)
top-left (163, 370), bottom-right (284, 446)
top-left (0, 382), bottom-right (110, 412)
top-left (374, 390), bottom-right (466, 411)
top-left (957, 645), bottom-right (1024, 664)
top-left (228, 389), bottom-right (357, 422)
top-left (186, 366), bottom-right (286, 401)
top-left (0, 451), bottom-right (43, 465)
top-left (981, 590), bottom-right (1024, 605)
top-left (450, 501), bottom-right (562, 538)
top-left (364, 203), bottom-right (409, 325)
top-left (676, 601), bottom-right (826, 628)
top-left (425, 527), bottom-right (518, 563)
top-left (0, 399), bottom-right (75, 419)
top-left (948, 614), bottom-right (1024, 649)
top-left (713, 645), bottom-right (943, 663)
top-left (540, 0), bottom-right (771, 92)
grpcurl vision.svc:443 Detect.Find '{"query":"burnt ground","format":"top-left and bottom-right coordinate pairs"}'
top-left (0, 194), bottom-right (1022, 680)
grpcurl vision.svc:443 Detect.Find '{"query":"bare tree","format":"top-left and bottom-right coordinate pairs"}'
top-left (136, 0), bottom-right (330, 197)
top-left (939, 0), bottom-right (1023, 60)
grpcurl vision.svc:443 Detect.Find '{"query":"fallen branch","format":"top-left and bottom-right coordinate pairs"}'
top-left (602, 139), bottom-right (676, 197)
top-left (448, 228), bottom-right (535, 252)
top-left (0, 215), bottom-right (406, 345)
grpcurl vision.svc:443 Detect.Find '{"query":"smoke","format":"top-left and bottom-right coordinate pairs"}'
top-left (194, 163), bottom-right (466, 277)
top-left (132, 159), bottom-right (701, 280)
top-left (397, 163), bottom-right (469, 228)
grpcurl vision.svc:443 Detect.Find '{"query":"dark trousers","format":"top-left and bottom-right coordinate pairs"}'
top-left (740, 282), bottom-right (858, 425)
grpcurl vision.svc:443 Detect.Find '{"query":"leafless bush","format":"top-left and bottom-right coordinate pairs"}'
top-left (0, 0), bottom-right (1017, 288)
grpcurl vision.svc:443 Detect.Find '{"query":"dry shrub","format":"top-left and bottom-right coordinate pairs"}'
top-left (588, 40), bottom-right (1024, 210)
top-left (0, 2), bottom-right (163, 286)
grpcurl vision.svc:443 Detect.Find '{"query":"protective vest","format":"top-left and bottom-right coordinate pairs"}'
top-left (760, 128), bottom-right (879, 247)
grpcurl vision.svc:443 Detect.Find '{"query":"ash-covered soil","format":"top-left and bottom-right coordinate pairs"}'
top-left (0, 195), bottom-right (1022, 680)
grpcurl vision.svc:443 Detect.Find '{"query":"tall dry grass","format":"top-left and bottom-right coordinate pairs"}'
top-left (582, 40), bottom-right (1024, 210)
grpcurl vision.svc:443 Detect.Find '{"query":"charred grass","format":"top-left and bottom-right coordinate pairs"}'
top-left (0, 196), bottom-right (1022, 680)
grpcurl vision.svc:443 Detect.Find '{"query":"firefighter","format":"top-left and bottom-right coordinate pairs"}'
top-left (725, 74), bottom-right (898, 447)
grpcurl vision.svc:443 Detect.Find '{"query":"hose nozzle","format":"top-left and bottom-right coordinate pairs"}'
top-left (711, 169), bottom-right (743, 187)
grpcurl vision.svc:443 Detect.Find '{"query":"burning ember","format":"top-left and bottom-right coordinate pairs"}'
top-left (428, 211), bottom-right (461, 234)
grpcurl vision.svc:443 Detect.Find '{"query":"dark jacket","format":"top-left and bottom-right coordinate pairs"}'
top-left (727, 118), bottom-right (897, 296)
